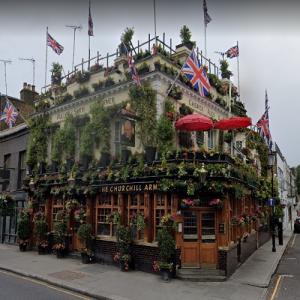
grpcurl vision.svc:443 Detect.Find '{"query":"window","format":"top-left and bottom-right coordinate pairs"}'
top-left (154, 194), bottom-right (172, 240)
top-left (3, 154), bottom-right (11, 191)
top-left (196, 131), bottom-right (204, 147)
top-left (201, 213), bottom-right (215, 242)
top-left (207, 130), bottom-right (214, 149)
top-left (96, 194), bottom-right (119, 237)
top-left (114, 121), bottom-right (121, 157)
top-left (128, 194), bottom-right (146, 240)
top-left (183, 211), bottom-right (198, 240)
top-left (18, 151), bottom-right (26, 189)
top-left (52, 199), bottom-right (64, 230)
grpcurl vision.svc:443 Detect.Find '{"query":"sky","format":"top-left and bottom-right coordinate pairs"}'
top-left (0, 0), bottom-right (299, 166)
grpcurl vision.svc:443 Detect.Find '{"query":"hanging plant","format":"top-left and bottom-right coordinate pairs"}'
top-left (65, 199), bottom-right (79, 212)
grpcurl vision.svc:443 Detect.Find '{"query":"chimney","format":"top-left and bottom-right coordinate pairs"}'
top-left (20, 82), bottom-right (39, 105)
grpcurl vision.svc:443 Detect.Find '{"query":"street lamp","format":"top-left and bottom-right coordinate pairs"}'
top-left (199, 163), bottom-right (208, 184)
top-left (268, 151), bottom-right (276, 252)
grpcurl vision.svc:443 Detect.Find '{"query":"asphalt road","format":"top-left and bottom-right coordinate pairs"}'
top-left (0, 270), bottom-right (93, 300)
top-left (268, 233), bottom-right (300, 300)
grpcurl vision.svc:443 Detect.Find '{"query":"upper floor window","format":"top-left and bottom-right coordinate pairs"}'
top-left (207, 130), bottom-right (214, 149)
top-left (18, 151), bottom-right (26, 189)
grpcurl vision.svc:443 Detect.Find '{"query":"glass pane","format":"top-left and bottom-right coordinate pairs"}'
top-left (183, 211), bottom-right (198, 239)
top-left (98, 224), bottom-right (110, 236)
top-left (201, 213), bottom-right (215, 242)
top-left (196, 131), bottom-right (204, 146)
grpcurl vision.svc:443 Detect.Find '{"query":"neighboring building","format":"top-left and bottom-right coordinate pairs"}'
top-left (0, 85), bottom-right (36, 243)
top-left (26, 36), bottom-right (272, 278)
top-left (274, 143), bottom-right (296, 230)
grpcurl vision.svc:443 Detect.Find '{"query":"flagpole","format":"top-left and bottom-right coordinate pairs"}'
top-left (204, 18), bottom-right (207, 58)
top-left (88, 0), bottom-right (91, 70)
top-left (45, 27), bottom-right (48, 88)
top-left (237, 40), bottom-right (240, 99)
top-left (153, 0), bottom-right (157, 46)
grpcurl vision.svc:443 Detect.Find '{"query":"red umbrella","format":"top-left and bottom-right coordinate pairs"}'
top-left (175, 114), bottom-right (213, 131)
top-left (214, 116), bottom-right (252, 130)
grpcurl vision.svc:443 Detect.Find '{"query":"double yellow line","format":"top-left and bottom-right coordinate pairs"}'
top-left (0, 270), bottom-right (91, 300)
top-left (270, 275), bottom-right (282, 300)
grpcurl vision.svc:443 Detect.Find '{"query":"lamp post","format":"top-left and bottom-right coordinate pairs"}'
top-left (268, 151), bottom-right (276, 252)
top-left (199, 163), bottom-right (208, 184)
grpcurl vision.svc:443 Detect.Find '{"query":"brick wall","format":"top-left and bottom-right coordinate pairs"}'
top-left (95, 240), bottom-right (181, 273)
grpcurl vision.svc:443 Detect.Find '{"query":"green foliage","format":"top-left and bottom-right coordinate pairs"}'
top-left (51, 115), bottom-right (76, 162)
top-left (220, 60), bottom-right (233, 79)
top-left (121, 27), bottom-right (134, 45)
top-left (17, 210), bottom-right (31, 240)
top-left (274, 205), bottom-right (284, 219)
top-left (157, 227), bottom-right (175, 263)
top-left (26, 116), bottom-right (49, 170)
top-left (80, 123), bottom-right (94, 157)
top-left (156, 115), bottom-right (174, 154)
top-left (179, 25), bottom-right (195, 47)
top-left (51, 62), bottom-right (63, 74)
top-left (116, 225), bottom-right (131, 256)
top-left (77, 223), bottom-right (93, 244)
top-left (129, 84), bottom-right (157, 147)
top-left (33, 212), bottom-right (48, 241)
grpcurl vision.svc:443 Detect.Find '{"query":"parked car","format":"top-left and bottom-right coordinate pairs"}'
top-left (294, 218), bottom-right (300, 233)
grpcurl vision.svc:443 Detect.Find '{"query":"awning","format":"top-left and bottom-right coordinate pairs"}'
top-left (214, 117), bottom-right (252, 130)
top-left (175, 114), bottom-right (214, 131)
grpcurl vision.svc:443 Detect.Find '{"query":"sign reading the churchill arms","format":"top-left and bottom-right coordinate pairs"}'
top-left (99, 182), bottom-right (159, 193)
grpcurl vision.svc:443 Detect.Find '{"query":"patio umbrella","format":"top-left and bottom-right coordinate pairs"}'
top-left (214, 117), bottom-right (252, 130)
top-left (175, 114), bottom-right (214, 131)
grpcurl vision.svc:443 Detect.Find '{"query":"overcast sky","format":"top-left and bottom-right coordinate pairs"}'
top-left (0, 0), bottom-right (299, 166)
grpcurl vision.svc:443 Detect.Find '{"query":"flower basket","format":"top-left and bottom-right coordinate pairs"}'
top-left (209, 199), bottom-right (223, 210)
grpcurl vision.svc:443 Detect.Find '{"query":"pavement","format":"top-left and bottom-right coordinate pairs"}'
top-left (0, 229), bottom-right (293, 300)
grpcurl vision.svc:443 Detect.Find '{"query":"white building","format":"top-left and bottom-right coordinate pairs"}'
top-left (275, 143), bottom-right (296, 230)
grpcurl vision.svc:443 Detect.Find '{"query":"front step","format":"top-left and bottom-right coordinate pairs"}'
top-left (177, 268), bottom-right (226, 282)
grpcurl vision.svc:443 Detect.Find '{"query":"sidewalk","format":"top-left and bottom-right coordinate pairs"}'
top-left (0, 230), bottom-right (293, 300)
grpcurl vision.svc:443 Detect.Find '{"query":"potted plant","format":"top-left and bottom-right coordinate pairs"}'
top-left (220, 60), bottom-right (233, 79)
top-left (115, 225), bottom-right (132, 271)
top-left (119, 27), bottom-right (134, 55)
top-left (51, 62), bottom-right (63, 85)
top-left (33, 211), bottom-right (49, 254)
top-left (77, 223), bottom-right (94, 264)
top-left (209, 198), bottom-right (223, 209)
top-left (156, 227), bottom-right (176, 281)
top-left (177, 25), bottom-right (195, 50)
top-left (17, 209), bottom-right (31, 251)
top-left (53, 210), bottom-right (68, 258)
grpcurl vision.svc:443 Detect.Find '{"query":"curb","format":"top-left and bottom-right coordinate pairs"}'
top-left (0, 265), bottom-right (112, 300)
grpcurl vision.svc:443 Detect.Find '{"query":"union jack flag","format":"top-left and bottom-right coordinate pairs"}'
top-left (47, 33), bottom-right (64, 55)
top-left (0, 100), bottom-right (19, 128)
top-left (128, 55), bottom-right (141, 86)
top-left (256, 91), bottom-right (273, 151)
top-left (88, 0), bottom-right (93, 36)
top-left (181, 50), bottom-right (211, 97)
top-left (203, 0), bottom-right (212, 26)
top-left (226, 45), bottom-right (239, 58)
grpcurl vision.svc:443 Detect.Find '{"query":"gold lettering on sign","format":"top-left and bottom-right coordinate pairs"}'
top-left (99, 183), bottom-right (159, 193)
top-left (56, 106), bottom-right (85, 121)
top-left (188, 99), bottom-right (204, 113)
top-left (103, 97), bottom-right (115, 106)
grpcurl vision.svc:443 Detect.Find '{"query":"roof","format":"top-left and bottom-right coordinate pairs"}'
top-left (0, 94), bottom-right (34, 131)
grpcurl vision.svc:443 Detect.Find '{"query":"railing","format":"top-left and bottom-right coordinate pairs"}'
top-left (41, 33), bottom-right (220, 93)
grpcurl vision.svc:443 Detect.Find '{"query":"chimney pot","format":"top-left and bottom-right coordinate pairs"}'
top-left (28, 84), bottom-right (31, 90)
top-left (32, 85), bottom-right (35, 92)
top-left (23, 82), bottom-right (27, 89)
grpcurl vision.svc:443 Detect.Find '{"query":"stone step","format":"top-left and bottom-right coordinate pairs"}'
top-left (177, 268), bottom-right (226, 282)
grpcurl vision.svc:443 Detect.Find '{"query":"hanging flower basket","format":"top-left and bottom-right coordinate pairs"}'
top-left (209, 198), bottom-right (223, 210)
top-left (180, 198), bottom-right (194, 209)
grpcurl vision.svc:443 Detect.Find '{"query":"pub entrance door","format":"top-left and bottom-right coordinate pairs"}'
top-left (181, 210), bottom-right (217, 268)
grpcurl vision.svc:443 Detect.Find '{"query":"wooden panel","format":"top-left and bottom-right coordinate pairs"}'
top-left (182, 242), bottom-right (200, 267)
top-left (200, 243), bottom-right (217, 266)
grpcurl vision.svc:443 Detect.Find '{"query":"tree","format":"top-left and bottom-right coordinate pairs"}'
top-left (220, 60), bottom-right (233, 79)
top-left (179, 26), bottom-right (195, 49)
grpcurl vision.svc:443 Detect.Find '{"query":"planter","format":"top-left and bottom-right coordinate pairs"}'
top-left (51, 74), bottom-right (62, 85)
top-left (38, 245), bottom-right (49, 255)
top-left (120, 260), bottom-right (129, 272)
top-left (154, 62), bottom-right (161, 71)
top-left (160, 268), bottom-right (172, 282)
top-left (81, 252), bottom-right (91, 264)
top-left (100, 152), bottom-right (111, 167)
top-left (19, 243), bottom-right (27, 252)
top-left (145, 146), bottom-right (156, 164)
top-left (56, 249), bottom-right (65, 258)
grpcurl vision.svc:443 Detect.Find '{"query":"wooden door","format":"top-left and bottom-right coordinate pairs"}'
top-left (199, 212), bottom-right (217, 267)
top-left (182, 210), bottom-right (217, 268)
top-left (181, 211), bottom-right (200, 267)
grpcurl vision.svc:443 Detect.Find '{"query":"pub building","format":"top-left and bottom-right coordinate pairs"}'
top-left (26, 34), bottom-right (271, 279)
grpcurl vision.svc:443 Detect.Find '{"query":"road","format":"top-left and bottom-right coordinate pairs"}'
top-left (0, 270), bottom-right (93, 300)
top-left (267, 233), bottom-right (300, 300)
